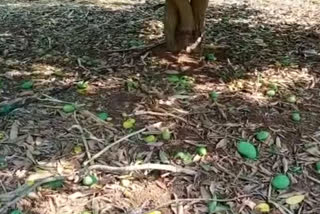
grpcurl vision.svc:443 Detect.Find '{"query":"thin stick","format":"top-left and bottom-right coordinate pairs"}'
top-left (83, 122), bottom-right (161, 166)
top-left (306, 175), bottom-right (320, 184)
top-left (105, 41), bottom-right (164, 54)
top-left (39, 94), bottom-right (73, 104)
top-left (80, 110), bottom-right (117, 133)
top-left (269, 200), bottom-right (294, 214)
top-left (0, 176), bottom-right (64, 213)
top-left (89, 163), bottom-right (197, 175)
top-left (142, 195), bottom-right (252, 214)
top-left (132, 110), bottom-right (188, 123)
top-left (73, 113), bottom-right (92, 162)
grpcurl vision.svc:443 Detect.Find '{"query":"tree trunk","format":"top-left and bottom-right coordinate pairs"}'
top-left (164, 0), bottom-right (208, 54)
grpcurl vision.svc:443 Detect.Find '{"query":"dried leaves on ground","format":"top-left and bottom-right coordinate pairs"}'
top-left (0, 0), bottom-right (320, 213)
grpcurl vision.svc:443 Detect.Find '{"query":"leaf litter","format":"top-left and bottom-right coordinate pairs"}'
top-left (0, 0), bottom-right (320, 213)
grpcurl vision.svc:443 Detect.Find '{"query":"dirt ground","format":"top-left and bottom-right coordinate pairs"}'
top-left (0, 0), bottom-right (320, 213)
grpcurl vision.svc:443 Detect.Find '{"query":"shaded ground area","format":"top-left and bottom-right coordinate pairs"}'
top-left (0, 0), bottom-right (320, 213)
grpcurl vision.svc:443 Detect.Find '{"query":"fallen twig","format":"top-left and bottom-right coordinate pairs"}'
top-left (269, 200), bottom-right (294, 214)
top-left (72, 113), bottom-right (92, 163)
top-left (80, 110), bottom-right (117, 133)
top-left (105, 40), bottom-right (164, 54)
top-left (89, 163), bottom-right (197, 175)
top-left (0, 176), bottom-right (64, 213)
top-left (132, 110), bottom-right (188, 123)
top-left (83, 122), bottom-right (161, 166)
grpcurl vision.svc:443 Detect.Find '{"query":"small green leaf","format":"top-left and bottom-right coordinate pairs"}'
top-left (77, 81), bottom-right (88, 89)
top-left (81, 211), bottom-right (92, 214)
top-left (159, 150), bottom-right (170, 164)
top-left (268, 83), bottom-right (278, 91)
top-left (0, 104), bottom-right (12, 115)
top-left (208, 194), bottom-right (217, 214)
top-left (206, 53), bottom-right (216, 61)
top-left (237, 141), bottom-right (257, 160)
top-left (126, 79), bottom-right (139, 91)
top-left (42, 179), bottom-right (64, 190)
top-left (21, 80), bottom-right (33, 90)
top-left (208, 201), bottom-right (217, 214)
top-left (209, 91), bottom-right (219, 102)
top-left (271, 174), bottom-right (290, 190)
top-left (210, 204), bottom-right (230, 213)
top-left (123, 118), bottom-right (135, 129)
top-left (289, 165), bottom-right (302, 174)
top-left (63, 104), bottom-right (76, 113)
top-left (175, 152), bottom-right (192, 164)
top-left (0, 156), bottom-right (8, 169)
top-left (10, 209), bottom-right (23, 214)
top-left (315, 161), bottom-right (320, 173)
top-left (129, 39), bottom-right (143, 47)
top-left (97, 112), bottom-right (109, 121)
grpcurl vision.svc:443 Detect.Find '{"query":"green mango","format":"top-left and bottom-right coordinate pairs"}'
top-left (287, 95), bottom-right (296, 103)
top-left (82, 175), bottom-right (98, 186)
top-left (161, 128), bottom-right (171, 141)
top-left (291, 112), bottom-right (301, 122)
top-left (271, 174), bottom-right (290, 190)
top-left (196, 147), bottom-right (207, 156)
top-left (63, 104), bottom-right (76, 113)
top-left (144, 135), bottom-right (157, 143)
top-left (266, 89), bottom-right (276, 97)
top-left (237, 141), bottom-right (257, 160)
top-left (255, 131), bottom-right (270, 142)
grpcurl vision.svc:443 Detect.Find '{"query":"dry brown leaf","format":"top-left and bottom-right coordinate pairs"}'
top-left (10, 120), bottom-right (19, 140)
top-left (216, 138), bottom-right (228, 149)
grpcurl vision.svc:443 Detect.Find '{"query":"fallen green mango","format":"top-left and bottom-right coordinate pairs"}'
top-left (255, 131), bottom-right (270, 142)
top-left (271, 174), bottom-right (290, 190)
top-left (237, 141), bottom-right (257, 160)
top-left (82, 175), bottom-right (98, 186)
top-left (196, 147), bottom-right (207, 156)
top-left (63, 104), bottom-right (76, 113)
